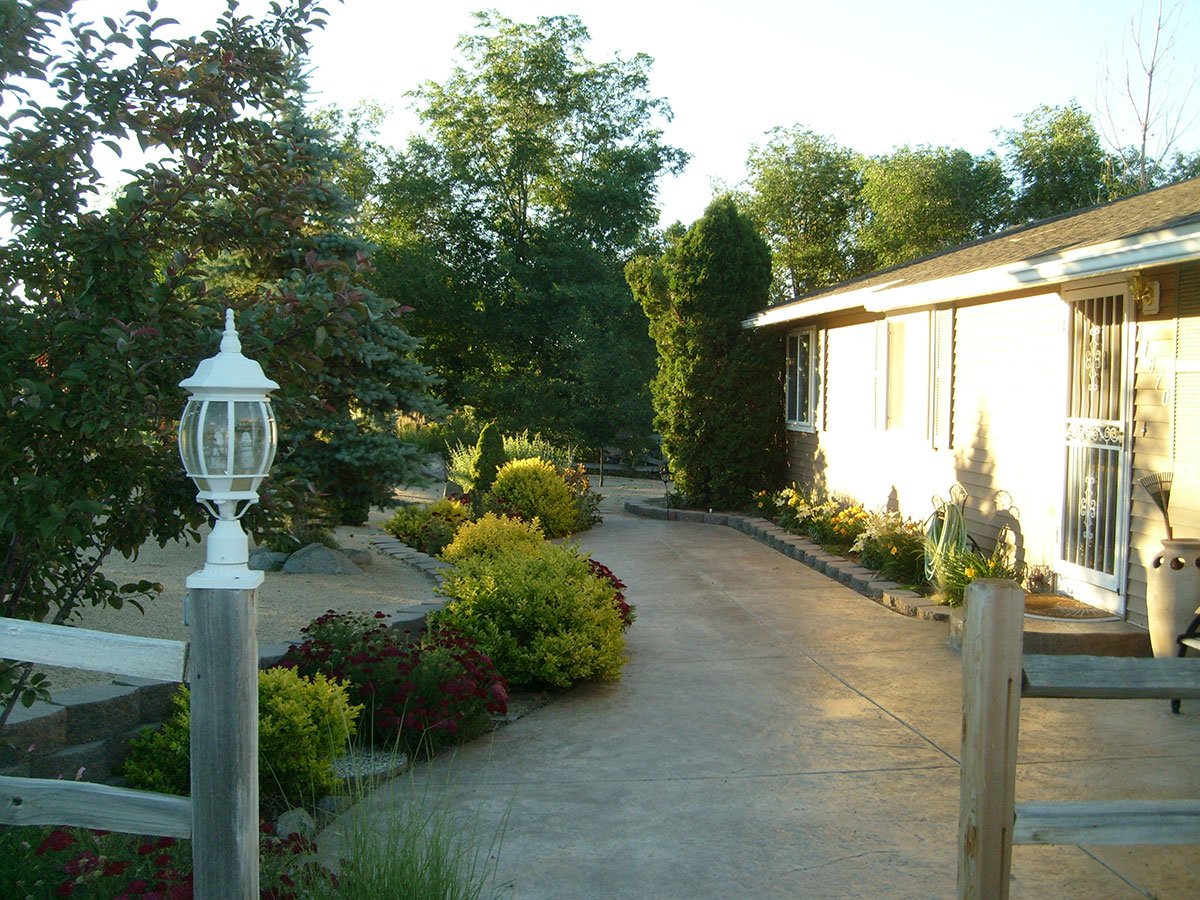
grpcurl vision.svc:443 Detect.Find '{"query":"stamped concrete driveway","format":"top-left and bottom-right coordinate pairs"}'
top-left (344, 492), bottom-right (1200, 900)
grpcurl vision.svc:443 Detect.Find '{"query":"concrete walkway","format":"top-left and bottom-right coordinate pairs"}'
top-left (345, 482), bottom-right (1200, 900)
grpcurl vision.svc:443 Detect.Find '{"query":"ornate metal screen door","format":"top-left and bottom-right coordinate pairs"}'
top-left (1060, 287), bottom-right (1131, 597)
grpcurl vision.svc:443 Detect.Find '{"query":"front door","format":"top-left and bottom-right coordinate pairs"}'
top-left (1059, 283), bottom-right (1132, 610)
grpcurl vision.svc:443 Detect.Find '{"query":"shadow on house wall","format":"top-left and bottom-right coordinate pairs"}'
top-left (953, 403), bottom-right (1027, 571)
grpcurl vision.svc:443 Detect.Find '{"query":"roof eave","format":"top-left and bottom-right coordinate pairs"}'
top-left (743, 222), bottom-right (1200, 329)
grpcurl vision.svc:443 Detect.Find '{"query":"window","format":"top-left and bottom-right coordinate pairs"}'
top-left (873, 311), bottom-right (949, 443)
top-left (786, 328), bottom-right (818, 430)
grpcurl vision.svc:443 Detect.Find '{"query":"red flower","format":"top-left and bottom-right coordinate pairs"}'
top-left (36, 829), bottom-right (76, 855)
top-left (54, 881), bottom-right (75, 897)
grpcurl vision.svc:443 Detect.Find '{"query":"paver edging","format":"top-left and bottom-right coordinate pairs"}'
top-left (623, 499), bottom-right (947, 625)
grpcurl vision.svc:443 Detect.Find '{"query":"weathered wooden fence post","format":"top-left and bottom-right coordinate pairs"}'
top-left (957, 578), bottom-right (1025, 900)
top-left (188, 586), bottom-right (260, 899)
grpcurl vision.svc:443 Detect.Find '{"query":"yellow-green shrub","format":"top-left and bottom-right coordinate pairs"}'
top-left (120, 667), bottom-right (361, 804)
top-left (431, 542), bottom-right (626, 689)
top-left (441, 513), bottom-right (546, 562)
top-left (489, 458), bottom-right (578, 537)
top-left (382, 497), bottom-right (472, 556)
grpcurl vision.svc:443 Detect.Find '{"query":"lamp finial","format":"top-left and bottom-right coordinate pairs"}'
top-left (219, 308), bottom-right (242, 355)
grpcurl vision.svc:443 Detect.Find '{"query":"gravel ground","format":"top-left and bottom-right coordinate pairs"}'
top-left (32, 486), bottom-right (446, 694)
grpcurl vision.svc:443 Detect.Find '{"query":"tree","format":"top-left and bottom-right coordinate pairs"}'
top-left (859, 145), bottom-right (1012, 268)
top-left (1097, 0), bottom-right (1199, 194)
top-left (0, 0), bottom-right (438, 720)
top-left (1001, 103), bottom-right (1108, 221)
top-left (740, 127), bottom-right (867, 302)
top-left (627, 197), bottom-right (786, 508)
top-left (365, 13), bottom-right (687, 453)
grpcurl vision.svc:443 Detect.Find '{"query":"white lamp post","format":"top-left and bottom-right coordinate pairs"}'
top-left (179, 308), bottom-right (279, 589)
top-left (178, 309), bottom-right (278, 900)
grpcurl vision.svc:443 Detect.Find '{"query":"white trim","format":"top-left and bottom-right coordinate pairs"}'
top-left (1054, 283), bottom-right (1134, 616)
top-left (785, 327), bottom-right (819, 431)
top-left (743, 223), bottom-right (1200, 328)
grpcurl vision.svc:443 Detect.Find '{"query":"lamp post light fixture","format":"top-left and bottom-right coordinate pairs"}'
top-left (179, 309), bottom-right (279, 590)
top-left (178, 308), bottom-right (278, 900)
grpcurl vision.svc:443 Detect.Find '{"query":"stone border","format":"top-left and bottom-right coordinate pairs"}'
top-left (623, 501), bottom-right (951, 623)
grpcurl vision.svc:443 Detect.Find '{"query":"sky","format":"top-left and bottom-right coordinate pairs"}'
top-left (66, 0), bottom-right (1200, 227)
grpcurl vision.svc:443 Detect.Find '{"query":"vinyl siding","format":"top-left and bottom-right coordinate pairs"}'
top-left (951, 293), bottom-right (1066, 571)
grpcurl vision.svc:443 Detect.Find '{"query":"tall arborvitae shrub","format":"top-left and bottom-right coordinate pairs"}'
top-left (626, 197), bottom-right (786, 508)
top-left (471, 422), bottom-right (506, 496)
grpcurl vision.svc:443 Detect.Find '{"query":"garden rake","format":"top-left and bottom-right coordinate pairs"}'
top-left (1137, 471), bottom-right (1173, 539)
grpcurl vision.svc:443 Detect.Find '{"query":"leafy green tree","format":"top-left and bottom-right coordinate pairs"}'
top-left (859, 145), bottom-right (1012, 268)
top-left (364, 13), bottom-right (686, 452)
top-left (1001, 103), bottom-right (1107, 221)
top-left (0, 0), bottom-right (437, 721)
top-left (627, 197), bottom-right (786, 508)
top-left (741, 127), bottom-right (867, 302)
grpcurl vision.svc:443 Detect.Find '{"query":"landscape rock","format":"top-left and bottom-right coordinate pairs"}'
top-left (281, 543), bottom-right (362, 576)
top-left (275, 807), bottom-right (316, 839)
top-left (343, 548), bottom-right (374, 567)
top-left (249, 549), bottom-right (290, 572)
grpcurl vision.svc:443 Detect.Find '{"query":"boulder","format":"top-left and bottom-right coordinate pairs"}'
top-left (274, 807), bottom-right (316, 839)
top-left (249, 549), bottom-right (289, 572)
top-left (281, 543), bottom-right (362, 576)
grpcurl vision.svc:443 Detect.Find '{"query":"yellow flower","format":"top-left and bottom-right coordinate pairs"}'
top-left (890, 546), bottom-right (898, 555)
top-left (964, 567), bottom-right (976, 579)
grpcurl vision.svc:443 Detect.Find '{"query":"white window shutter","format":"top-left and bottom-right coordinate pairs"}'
top-left (874, 319), bottom-right (888, 430)
top-left (930, 307), bottom-right (954, 449)
top-left (1176, 266), bottom-right (1200, 463)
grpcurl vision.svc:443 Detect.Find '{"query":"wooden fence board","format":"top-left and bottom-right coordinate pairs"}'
top-left (1021, 654), bottom-right (1200, 699)
top-left (0, 775), bottom-right (192, 838)
top-left (0, 616), bottom-right (188, 683)
top-left (1015, 799), bottom-right (1200, 845)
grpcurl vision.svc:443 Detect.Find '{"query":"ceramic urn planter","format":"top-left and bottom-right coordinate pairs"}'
top-left (1146, 538), bottom-right (1200, 657)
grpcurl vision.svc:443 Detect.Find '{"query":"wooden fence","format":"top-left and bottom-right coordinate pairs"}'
top-left (957, 579), bottom-right (1200, 900)
top-left (0, 615), bottom-right (192, 837)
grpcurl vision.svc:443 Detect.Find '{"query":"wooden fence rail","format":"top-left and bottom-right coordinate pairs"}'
top-left (0, 615), bottom-right (192, 837)
top-left (957, 579), bottom-right (1200, 900)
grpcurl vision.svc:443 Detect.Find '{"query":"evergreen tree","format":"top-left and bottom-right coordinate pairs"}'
top-left (627, 197), bottom-right (786, 508)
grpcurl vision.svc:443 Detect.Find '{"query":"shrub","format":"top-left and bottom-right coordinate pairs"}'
top-left (935, 542), bottom-right (1025, 607)
top-left (850, 511), bottom-right (930, 589)
top-left (432, 543), bottom-right (627, 689)
top-left (441, 513), bottom-right (547, 562)
top-left (396, 407), bottom-right (482, 458)
top-left (280, 610), bottom-right (508, 756)
top-left (502, 430), bottom-right (574, 470)
top-left (383, 497), bottom-right (473, 556)
top-left (588, 558), bottom-right (635, 630)
top-left (470, 422), bottom-right (507, 496)
top-left (489, 458), bottom-right (578, 537)
top-left (121, 668), bottom-right (361, 805)
top-left (561, 462), bottom-right (604, 531)
top-left (446, 428), bottom-right (574, 491)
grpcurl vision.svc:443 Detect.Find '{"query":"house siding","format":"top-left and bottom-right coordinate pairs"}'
top-left (950, 293), bottom-right (1066, 572)
top-left (781, 271), bottom-right (1200, 626)
top-left (785, 293), bottom-right (1066, 565)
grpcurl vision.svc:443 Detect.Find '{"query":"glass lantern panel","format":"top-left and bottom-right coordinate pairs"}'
top-left (178, 401), bottom-right (205, 481)
top-left (230, 401), bottom-right (276, 491)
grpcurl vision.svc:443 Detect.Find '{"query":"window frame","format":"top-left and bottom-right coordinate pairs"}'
top-left (785, 326), bottom-right (819, 432)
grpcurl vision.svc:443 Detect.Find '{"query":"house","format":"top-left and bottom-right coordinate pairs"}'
top-left (743, 177), bottom-right (1200, 626)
